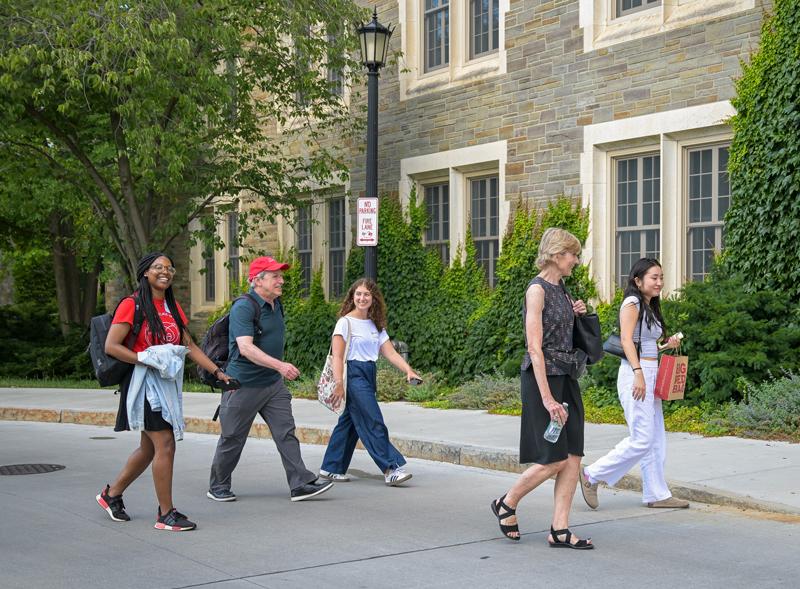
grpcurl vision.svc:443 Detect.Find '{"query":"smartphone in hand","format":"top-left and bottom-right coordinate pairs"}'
top-left (216, 378), bottom-right (241, 391)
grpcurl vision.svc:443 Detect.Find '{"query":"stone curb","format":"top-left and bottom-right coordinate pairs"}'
top-left (2, 407), bottom-right (797, 516)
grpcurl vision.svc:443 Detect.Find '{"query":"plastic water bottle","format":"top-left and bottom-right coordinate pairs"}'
top-left (543, 403), bottom-right (569, 443)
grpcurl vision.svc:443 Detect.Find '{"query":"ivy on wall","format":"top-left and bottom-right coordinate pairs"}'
top-left (724, 0), bottom-right (800, 299)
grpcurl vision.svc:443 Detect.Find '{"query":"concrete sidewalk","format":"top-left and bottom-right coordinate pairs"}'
top-left (1, 387), bottom-right (798, 515)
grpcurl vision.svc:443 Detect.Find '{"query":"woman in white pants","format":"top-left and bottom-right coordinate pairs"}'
top-left (579, 258), bottom-right (689, 509)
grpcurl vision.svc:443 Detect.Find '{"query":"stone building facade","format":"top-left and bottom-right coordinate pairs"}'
top-left (188, 0), bottom-right (769, 321)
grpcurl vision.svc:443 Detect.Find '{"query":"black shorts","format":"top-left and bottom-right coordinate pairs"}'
top-left (519, 370), bottom-right (584, 465)
top-left (113, 368), bottom-right (172, 433)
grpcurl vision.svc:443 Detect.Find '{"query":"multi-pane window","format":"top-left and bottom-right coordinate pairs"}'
top-left (471, 176), bottom-right (499, 287)
top-left (328, 198), bottom-right (346, 298)
top-left (425, 0), bottom-right (449, 71)
top-left (615, 154), bottom-right (661, 287)
top-left (227, 212), bottom-right (240, 295)
top-left (617, 0), bottom-right (661, 17)
top-left (203, 249), bottom-right (215, 302)
top-left (424, 184), bottom-right (450, 265)
top-left (470, 0), bottom-right (499, 58)
top-left (687, 144), bottom-right (729, 281)
top-left (296, 204), bottom-right (313, 294)
top-left (327, 34), bottom-right (343, 97)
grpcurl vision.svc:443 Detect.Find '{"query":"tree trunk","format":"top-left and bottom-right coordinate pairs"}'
top-left (49, 213), bottom-right (100, 334)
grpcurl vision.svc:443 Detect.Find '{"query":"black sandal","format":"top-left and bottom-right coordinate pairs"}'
top-left (548, 526), bottom-right (594, 550)
top-left (490, 494), bottom-right (520, 541)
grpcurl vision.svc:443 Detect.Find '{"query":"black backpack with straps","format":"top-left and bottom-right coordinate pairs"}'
top-left (197, 293), bottom-right (284, 387)
top-left (88, 295), bottom-right (145, 387)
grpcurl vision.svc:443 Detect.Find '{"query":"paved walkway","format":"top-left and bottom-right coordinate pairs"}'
top-left (1, 387), bottom-right (798, 515)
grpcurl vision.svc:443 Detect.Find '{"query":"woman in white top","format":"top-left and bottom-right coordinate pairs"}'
top-left (579, 258), bottom-right (689, 509)
top-left (319, 278), bottom-right (422, 486)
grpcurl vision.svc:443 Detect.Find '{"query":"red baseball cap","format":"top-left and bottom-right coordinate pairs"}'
top-left (248, 256), bottom-right (290, 280)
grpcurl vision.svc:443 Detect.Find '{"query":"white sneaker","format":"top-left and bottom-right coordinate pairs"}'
top-left (384, 467), bottom-right (412, 486)
top-left (319, 469), bottom-right (351, 482)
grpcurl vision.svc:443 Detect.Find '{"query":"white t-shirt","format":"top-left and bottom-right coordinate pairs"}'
top-left (333, 316), bottom-right (390, 362)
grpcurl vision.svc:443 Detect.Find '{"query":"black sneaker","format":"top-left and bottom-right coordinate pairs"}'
top-left (96, 484), bottom-right (130, 522)
top-left (290, 479), bottom-right (334, 502)
top-left (154, 507), bottom-right (196, 531)
top-left (206, 489), bottom-right (237, 502)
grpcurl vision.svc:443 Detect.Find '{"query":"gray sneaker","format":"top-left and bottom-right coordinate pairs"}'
top-left (207, 489), bottom-right (237, 502)
top-left (290, 479), bottom-right (334, 502)
top-left (579, 466), bottom-right (599, 510)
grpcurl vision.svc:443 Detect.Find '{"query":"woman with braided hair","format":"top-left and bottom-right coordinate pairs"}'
top-left (96, 252), bottom-right (230, 531)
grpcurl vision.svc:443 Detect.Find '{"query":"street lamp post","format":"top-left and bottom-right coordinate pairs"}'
top-left (357, 9), bottom-right (393, 282)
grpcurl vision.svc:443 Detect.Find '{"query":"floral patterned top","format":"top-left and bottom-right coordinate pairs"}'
top-left (521, 277), bottom-right (587, 378)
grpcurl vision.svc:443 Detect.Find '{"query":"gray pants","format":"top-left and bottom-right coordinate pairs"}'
top-left (209, 379), bottom-right (316, 493)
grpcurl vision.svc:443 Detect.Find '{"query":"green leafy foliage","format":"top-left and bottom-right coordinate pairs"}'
top-left (716, 372), bottom-right (800, 440)
top-left (724, 0), bottom-right (800, 299)
top-left (283, 268), bottom-right (338, 376)
top-left (0, 302), bottom-right (92, 378)
top-left (453, 197), bottom-right (597, 381)
top-left (0, 0), bottom-right (368, 283)
top-left (662, 272), bottom-right (800, 403)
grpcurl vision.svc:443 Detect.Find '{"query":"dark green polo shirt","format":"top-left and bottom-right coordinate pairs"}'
top-left (226, 289), bottom-right (285, 387)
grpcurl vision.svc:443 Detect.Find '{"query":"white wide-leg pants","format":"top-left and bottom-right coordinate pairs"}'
top-left (586, 358), bottom-right (671, 503)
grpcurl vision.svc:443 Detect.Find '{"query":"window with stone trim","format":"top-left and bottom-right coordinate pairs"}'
top-left (424, 183), bottom-right (450, 265)
top-left (616, 0), bottom-right (660, 18)
top-left (203, 249), bottom-right (216, 302)
top-left (470, 0), bottom-right (499, 58)
top-left (424, 0), bottom-right (450, 71)
top-left (470, 175), bottom-right (499, 287)
top-left (615, 153), bottom-right (661, 287)
top-left (328, 197), bottom-right (346, 297)
top-left (227, 212), bottom-right (240, 295)
top-left (686, 144), bottom-right (729, 281)
top-left (327, 33), bottom-right (344, 97)
top-left (296, 204), bottom-right (313, 293)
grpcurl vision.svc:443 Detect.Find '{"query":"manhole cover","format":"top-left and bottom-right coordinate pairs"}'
top-left (0, 464), bottom-right (66, 475)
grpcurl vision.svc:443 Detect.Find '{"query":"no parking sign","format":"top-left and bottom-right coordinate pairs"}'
top-left (356, 197), bottom-right (379, 246)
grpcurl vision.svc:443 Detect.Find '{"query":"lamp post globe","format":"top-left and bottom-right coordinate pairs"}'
top-left (357, 9), bottom-right (393, 283)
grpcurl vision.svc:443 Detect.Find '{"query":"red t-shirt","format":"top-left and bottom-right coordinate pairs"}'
top-left (112, 296), bottom-right (188, 353)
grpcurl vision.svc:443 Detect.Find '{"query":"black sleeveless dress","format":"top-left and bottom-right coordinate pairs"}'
top-left (519, 277), bottom-right (585, 465)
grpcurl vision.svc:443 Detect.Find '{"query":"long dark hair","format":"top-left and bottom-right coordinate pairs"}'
top-left (623, 257), bottom-right (667, 335)
top-left (338, 278), bottom-right (387, 332)
top-left (134, 251), bottom-right (186, 344)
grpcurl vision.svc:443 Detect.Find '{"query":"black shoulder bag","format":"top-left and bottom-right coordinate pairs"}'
top-left (562, 284), bottom-right (604, 365)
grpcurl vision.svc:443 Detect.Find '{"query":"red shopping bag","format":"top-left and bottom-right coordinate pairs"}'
top-left (655, 351), bottom-right (688, 400)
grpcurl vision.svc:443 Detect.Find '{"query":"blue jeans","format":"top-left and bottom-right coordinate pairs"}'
top-left (321, 360), bottom-right (406, 474)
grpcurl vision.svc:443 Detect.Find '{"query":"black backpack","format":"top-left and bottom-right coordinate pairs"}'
top-left (88, 296), bottom-right (145, 387)
top-left (196, 293), bottom-right (275, 386)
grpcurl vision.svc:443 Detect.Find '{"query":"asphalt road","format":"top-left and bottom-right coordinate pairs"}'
top-left (1, 421), bottom-right (797, 589)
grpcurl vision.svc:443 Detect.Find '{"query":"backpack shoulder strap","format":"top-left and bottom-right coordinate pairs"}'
top-left (238, 293), bottom-right (263, 336)
top-left (130, 294), bottom-right (145, 338)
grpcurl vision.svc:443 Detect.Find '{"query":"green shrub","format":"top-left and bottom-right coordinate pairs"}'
top-left (724, 0), bottom-right (800, 300)
top-left (662, 272), bottom-right (800, 403)
top-left (0, 301), bottom-right (92, 379)
top-left (283, 268), bottom-right (338, 376)
top-left (453, 197), bottom-right (597, 381)
top-left (717, 373), bottom-right (800, 440)
top-left (442, 373), bottom-right (521, 414)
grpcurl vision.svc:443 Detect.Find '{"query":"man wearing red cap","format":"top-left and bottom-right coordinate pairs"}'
top-left (207, 256), bottom-right (334, 502)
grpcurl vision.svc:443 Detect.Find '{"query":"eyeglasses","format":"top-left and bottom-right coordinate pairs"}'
top-left (150, 263), bottom-right (177, 275)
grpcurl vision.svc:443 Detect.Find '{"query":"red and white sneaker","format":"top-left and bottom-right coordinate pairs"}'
top-left (154, 507), bottom-right (196, 531)
top-left (96, 485), bottom-right (130, 522)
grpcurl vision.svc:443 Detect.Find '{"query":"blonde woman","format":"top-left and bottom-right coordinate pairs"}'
top-left (490, 228), bottom-right (594, 549)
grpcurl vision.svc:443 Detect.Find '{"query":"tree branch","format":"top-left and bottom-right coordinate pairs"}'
top-left (110, 109), bottom-right (148, 250)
